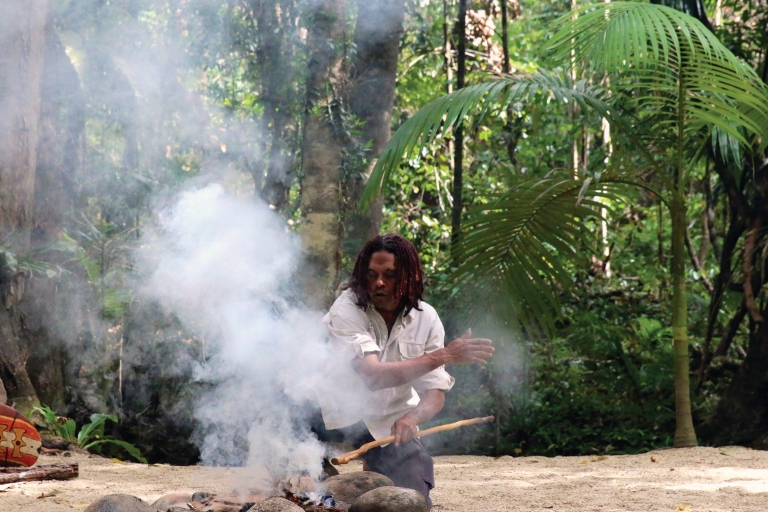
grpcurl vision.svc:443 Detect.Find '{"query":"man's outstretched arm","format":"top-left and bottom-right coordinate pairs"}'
top-left (353, 329), bottom-right (493, 391)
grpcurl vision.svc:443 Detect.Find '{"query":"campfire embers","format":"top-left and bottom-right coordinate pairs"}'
top-left (278, 472), bottom-right (343, 511)
top-left (283, 491), bottom-right (341, 511)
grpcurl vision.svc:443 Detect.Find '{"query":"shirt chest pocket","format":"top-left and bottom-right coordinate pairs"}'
top-left (398, 339), bottom-right (426, 359)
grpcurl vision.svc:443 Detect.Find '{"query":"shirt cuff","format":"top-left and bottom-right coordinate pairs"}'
top-left (413, 368), bottom-right (455, 394)
top-left (349, 333), bottom-right (380, 359)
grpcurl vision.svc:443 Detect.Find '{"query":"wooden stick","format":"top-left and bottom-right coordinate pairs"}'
top-left (331, 416), bottom-right (494, 465)
top-left (0, 463), bottom-right (79, 484)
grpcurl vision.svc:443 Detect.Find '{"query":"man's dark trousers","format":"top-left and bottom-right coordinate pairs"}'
top-left (314, 419), bottom-right (435, 507)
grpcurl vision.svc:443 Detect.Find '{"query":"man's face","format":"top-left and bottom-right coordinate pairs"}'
top-left (366, 250), bottom-right (401, 312)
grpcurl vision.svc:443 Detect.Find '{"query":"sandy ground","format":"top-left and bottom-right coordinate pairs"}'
top-left (2, 447), bottom-right (768, 511)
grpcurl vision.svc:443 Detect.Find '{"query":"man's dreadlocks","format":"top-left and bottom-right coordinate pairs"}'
top-left (348, 233), bottom-right (424, 315)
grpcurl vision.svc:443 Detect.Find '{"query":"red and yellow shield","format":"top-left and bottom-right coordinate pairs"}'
top-left (0, 404), bottom-right (41, 467)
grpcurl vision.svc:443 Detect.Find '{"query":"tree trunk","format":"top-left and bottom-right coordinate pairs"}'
top-left (256, 0), bottom-right (296, 212)
top-left (25, 14), bottom-right (86, 411)
top-left (700, 307), bottom-right (768, 447)
top-left (0, 263), bottom-right (40, 416)
top-left (32, 14), bottom-right (83, 246)
top-left (451, 0), bottom-right (467, 254)
top-left (0, 0), bottom-right (49, 415)
top-left (343, 0), bottom-right (406, 260)
top-left (298, 0), bottom-right (347, 309)
top-left (671, 187), bottom-right (697, 447)
top-left (0, 0), bottom-right (48, 240)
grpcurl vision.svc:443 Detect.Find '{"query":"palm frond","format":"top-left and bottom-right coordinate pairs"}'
top-left (549, 2), bottom-right (768, 151)
top-left (360, 72), bottom-right (625, 208)
top-left (549, 2), bottom-right (737, 73)
top-left (447, 176), bottom-right (638, 335)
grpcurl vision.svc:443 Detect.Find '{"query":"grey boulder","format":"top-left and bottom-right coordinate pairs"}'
top-left (350, 487), bottom-right (428, 512)
top-left (150, 492), bottom-right (193, 511)
top-left (322, 471), bottom-right (394, 505)
top-left (246, 497), bottom-right (303, 511)
top-left (84, 494), bottom-right (157, 512)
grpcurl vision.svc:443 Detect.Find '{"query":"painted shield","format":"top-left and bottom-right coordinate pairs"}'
top-left (0, 404), bottom-right (41, 467)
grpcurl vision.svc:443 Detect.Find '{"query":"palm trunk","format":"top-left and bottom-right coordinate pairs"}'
top-left (671, 65), bottom-right (697, 447)
top-left (671, 188), bottom-right (697, 447)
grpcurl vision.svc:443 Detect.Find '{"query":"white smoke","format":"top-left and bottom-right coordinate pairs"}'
top-left (136, 182), bottom-right (330, 488)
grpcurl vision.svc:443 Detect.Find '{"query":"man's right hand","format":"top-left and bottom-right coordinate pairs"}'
top-left (441, 328), bottom-right (494, 365)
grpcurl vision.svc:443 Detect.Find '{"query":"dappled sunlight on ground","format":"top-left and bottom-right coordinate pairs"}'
top-left (430, 447), bottom-right (768, 511)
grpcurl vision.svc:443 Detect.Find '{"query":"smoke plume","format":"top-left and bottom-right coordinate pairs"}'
top-left (137, 182), bottom-right (330, 487)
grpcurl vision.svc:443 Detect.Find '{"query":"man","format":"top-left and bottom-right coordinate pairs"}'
top-left (317, 234), bottom-right (494, 507)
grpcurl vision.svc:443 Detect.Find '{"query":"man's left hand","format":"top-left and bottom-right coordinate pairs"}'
top-left (391, 413), bottom-right (419, 446)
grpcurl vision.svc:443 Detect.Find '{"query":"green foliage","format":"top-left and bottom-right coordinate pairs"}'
top-left (453, 175), bottom-right (643, 335)
top-left (515, 305), bottom-right (677, 455)
top-left (434, 288), bottom-right (681, 457)
top-left (363, 71), bottom-right (630, 208)
top-left (549, 2), bottom-right (768, 157)
top-left (34, 406), bottom-right (147, 463)
top-left (35, 405), bottom-right (77, 441)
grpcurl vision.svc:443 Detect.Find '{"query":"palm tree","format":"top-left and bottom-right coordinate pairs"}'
top-left (361, 2), bottom-right (768, 447)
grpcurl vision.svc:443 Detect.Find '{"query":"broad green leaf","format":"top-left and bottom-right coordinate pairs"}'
top-left (84, 439), bottom-right (147, 464)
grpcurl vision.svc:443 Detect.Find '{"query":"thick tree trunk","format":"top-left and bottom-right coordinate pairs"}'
top-left (0, 0), bottom-right (49, 415)
top-left (0, 263), bottom-right (40, 415)
top-left (700, 311), bottom-right (768, 447)
top-left (298, 0), bottom-right (347, 309)
top-left (0, 0), bottom-right (47, 240)
top-left (343, 0), bottom-right (406, 259)
top-left (32, 15), bottom-right (83, 246)
top-left (25, 16), bottom-right (86, 411)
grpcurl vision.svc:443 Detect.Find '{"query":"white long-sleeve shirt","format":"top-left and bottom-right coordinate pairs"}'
top-left (317, 289), bottom-right (455, 440)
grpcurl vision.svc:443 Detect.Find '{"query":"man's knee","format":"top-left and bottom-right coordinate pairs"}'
top-left (362, 439), bottom-right (434, 507)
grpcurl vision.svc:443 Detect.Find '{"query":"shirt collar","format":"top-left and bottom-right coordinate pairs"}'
top-left (403, 302), bottom-right (420, 323)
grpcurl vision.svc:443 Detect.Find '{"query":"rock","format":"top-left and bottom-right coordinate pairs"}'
top-left (192, 491), bottom-right (214, 503)
top-left (246, 497), bottom-right (303, 512)
top-left (151, 492), bottom-right (193, 511)
top-left (0, 377), bottom-right (6, 404)
top-left (333, 500), bottom-right (352, 511)
top-left (84, 494), bottom-right (157, 512)
top-left (322, 471), bottom-right (393, 505)
top-left (349, 487), bottom-right (428, 512)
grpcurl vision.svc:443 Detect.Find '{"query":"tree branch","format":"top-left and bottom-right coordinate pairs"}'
top-left (742, 218), bottom-right (763, 323)
top-left (0, 463), bottom-right (78, 484)
top-left (685, 226), bottom-right (714, 294)
top-left (713, 298), bottom-right (749, 358)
